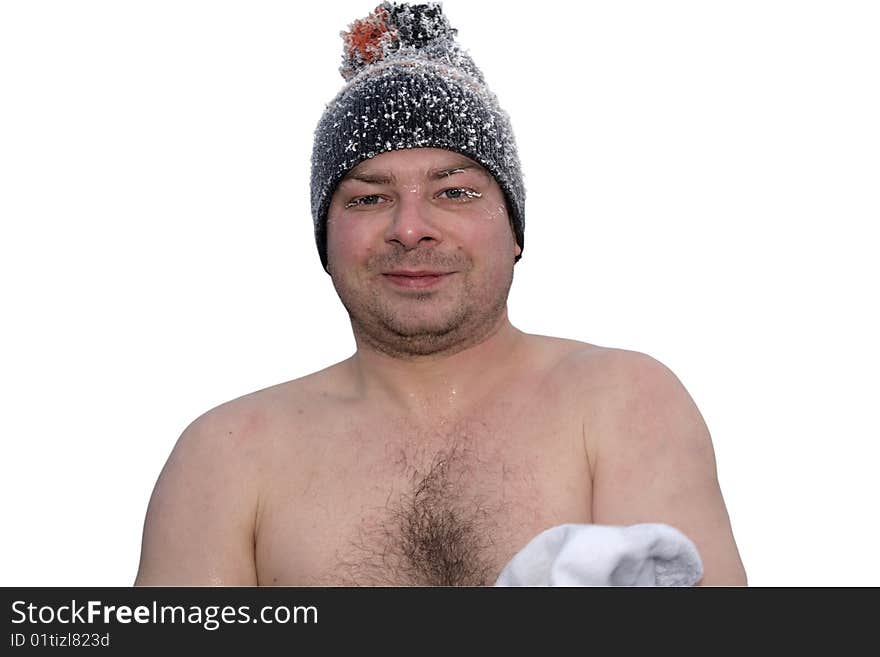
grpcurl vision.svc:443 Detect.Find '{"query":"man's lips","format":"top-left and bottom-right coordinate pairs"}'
top-left (381, 270), bottom-right (456, 289)
top-left (384, 270), bottom-right (452, 276)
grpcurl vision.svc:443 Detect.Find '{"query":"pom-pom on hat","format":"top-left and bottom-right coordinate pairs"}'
top-left (310, 2), bottom-right (525, 272)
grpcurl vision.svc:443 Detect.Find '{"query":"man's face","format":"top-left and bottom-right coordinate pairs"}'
top-left (326, 147), bottom-right (522, 357)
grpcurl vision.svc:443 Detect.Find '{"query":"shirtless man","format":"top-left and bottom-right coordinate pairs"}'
top-left (134, 3), bottom-right (746, 586)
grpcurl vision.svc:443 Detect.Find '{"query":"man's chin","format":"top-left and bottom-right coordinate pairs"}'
top-left (382, 318), bottom-right (461, 340)
top-left (370, 329), bottom-right (465, 357)
top-left (352, 304), bottom-right (504, 357)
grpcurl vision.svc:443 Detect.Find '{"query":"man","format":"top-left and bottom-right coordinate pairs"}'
top-left (135, 2), bottom-right (746, 586)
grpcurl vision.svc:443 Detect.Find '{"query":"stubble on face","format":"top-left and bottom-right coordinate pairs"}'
top-left (329, 248), bottom-right (515, 360)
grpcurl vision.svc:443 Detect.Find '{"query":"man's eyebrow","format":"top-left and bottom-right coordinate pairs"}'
top-left (430, 163), bottom-right (489, 180)
top-left (342, 171), bottom-right (394, 185)
top-left (340, 161), bottom-right (489, 185)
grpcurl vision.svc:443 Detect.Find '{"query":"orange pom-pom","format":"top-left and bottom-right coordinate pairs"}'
top-left (342, 6), bottom-right (396, 67)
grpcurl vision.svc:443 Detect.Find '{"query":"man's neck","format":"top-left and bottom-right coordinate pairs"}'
top-left (346, 315), bottom-right (527, 419)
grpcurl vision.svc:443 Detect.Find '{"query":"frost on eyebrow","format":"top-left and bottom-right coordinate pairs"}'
top-left (432, 163), bottom-right (490, 181)
top-left (341, 162), bottom-right (487, 186)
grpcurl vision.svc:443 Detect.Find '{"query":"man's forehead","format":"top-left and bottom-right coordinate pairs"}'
top-left (342, 150), bottom-right (488, 182)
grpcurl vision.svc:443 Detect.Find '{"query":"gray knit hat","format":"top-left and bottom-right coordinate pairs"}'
top-left (310, 1), bottom-right (525, 271)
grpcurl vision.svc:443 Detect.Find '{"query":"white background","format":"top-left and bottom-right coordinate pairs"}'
top-left (2, 0), bottom-right (877, 587)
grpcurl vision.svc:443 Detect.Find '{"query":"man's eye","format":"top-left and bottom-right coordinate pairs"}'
top-left (345, 195), bottom-right (385, 208)
top-left (439, 188), bottom-right (482, 201)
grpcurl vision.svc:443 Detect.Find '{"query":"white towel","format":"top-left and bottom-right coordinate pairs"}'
top-left (494, 523), bottom-right (703, 586)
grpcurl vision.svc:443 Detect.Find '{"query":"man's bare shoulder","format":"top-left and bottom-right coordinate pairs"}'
top-left (135, 364), bottom-right (351, 585)
top-left (200, 360), bottom-right (351, 436)
top-left (543, 339), bottom-right (705, 462)
top-left (515, 336), bottom-right (683, 442)
top-left (523, 333), bottom-right (653, 388)
top-left (557, 344), bottom-right (709, 440)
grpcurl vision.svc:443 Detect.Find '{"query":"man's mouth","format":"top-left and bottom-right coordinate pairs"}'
top-left (382, 270), bottom-right (456, 289)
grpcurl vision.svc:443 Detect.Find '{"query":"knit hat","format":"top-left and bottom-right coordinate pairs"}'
top-left (310, 1), bottom-right (525, 272)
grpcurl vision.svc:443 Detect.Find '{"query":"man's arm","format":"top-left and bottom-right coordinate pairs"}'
top-left (134, 406), bottom-right (261, 586)
top-left (586, 350), bottom-right (747, 586)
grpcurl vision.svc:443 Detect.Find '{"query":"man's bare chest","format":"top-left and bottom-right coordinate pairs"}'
top-left (253, 406), bottom-right (593, 586)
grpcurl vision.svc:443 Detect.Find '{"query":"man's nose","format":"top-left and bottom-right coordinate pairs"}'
top-left (384, 190), bottom-right (442, 250)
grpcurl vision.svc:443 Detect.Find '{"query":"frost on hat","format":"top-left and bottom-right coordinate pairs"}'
top-left (310, 1), bottom-right (525, 271)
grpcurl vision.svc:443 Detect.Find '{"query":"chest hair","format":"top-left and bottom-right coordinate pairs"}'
top-left (335, 430), bottom-right (518, 586)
